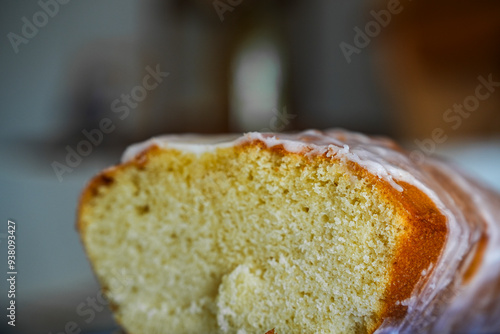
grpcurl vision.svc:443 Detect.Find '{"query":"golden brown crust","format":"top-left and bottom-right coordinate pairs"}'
top-left (376, 180), bottom-right (447, 324)
top-left (462, 235), bottom-right (488, 284)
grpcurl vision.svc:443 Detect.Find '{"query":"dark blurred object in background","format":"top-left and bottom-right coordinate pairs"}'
top-left (138, 0), bottom-right (388, 138)
top-left (375, 0), bottom-right (500, 139)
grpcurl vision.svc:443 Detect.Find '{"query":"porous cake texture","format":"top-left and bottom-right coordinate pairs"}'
top-left (78, 130), bottom-right (500, 334)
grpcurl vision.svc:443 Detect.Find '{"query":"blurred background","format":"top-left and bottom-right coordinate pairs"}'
top-left (0, 0), bottom-right (499, 333)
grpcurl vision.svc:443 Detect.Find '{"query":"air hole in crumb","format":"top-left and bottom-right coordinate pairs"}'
top-left (136, 243), bottom-right (144, 252)
top-left (321, 214), bottom-right (329, 223)
top-left (302, 206), bottom-right (310, 213)
top-left (131, 175), bottom-right (141, 196)
top-left (136, 205), bottom-right (150, 215)
top-left (300, 291), bottom-right (312, 298)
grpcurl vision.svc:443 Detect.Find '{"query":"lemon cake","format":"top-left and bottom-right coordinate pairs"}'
top-left (77, 129), bottom-right (500, 333)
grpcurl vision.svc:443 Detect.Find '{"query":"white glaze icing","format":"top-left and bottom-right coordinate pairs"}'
top-left (122, 134), bottom-right (241, 161)
top-left (121, 129), bottom-right (500, 333)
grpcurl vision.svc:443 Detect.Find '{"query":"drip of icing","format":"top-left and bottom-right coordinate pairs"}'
top-left (121, 129), bottom-right (500, 333)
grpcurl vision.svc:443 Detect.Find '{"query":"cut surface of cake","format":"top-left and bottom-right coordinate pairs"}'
top-left (78, 130), bottom-right (500, 333)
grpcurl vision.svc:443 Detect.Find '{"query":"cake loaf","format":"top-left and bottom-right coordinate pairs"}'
top-left (77, 129), bottom-right (500, 333)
